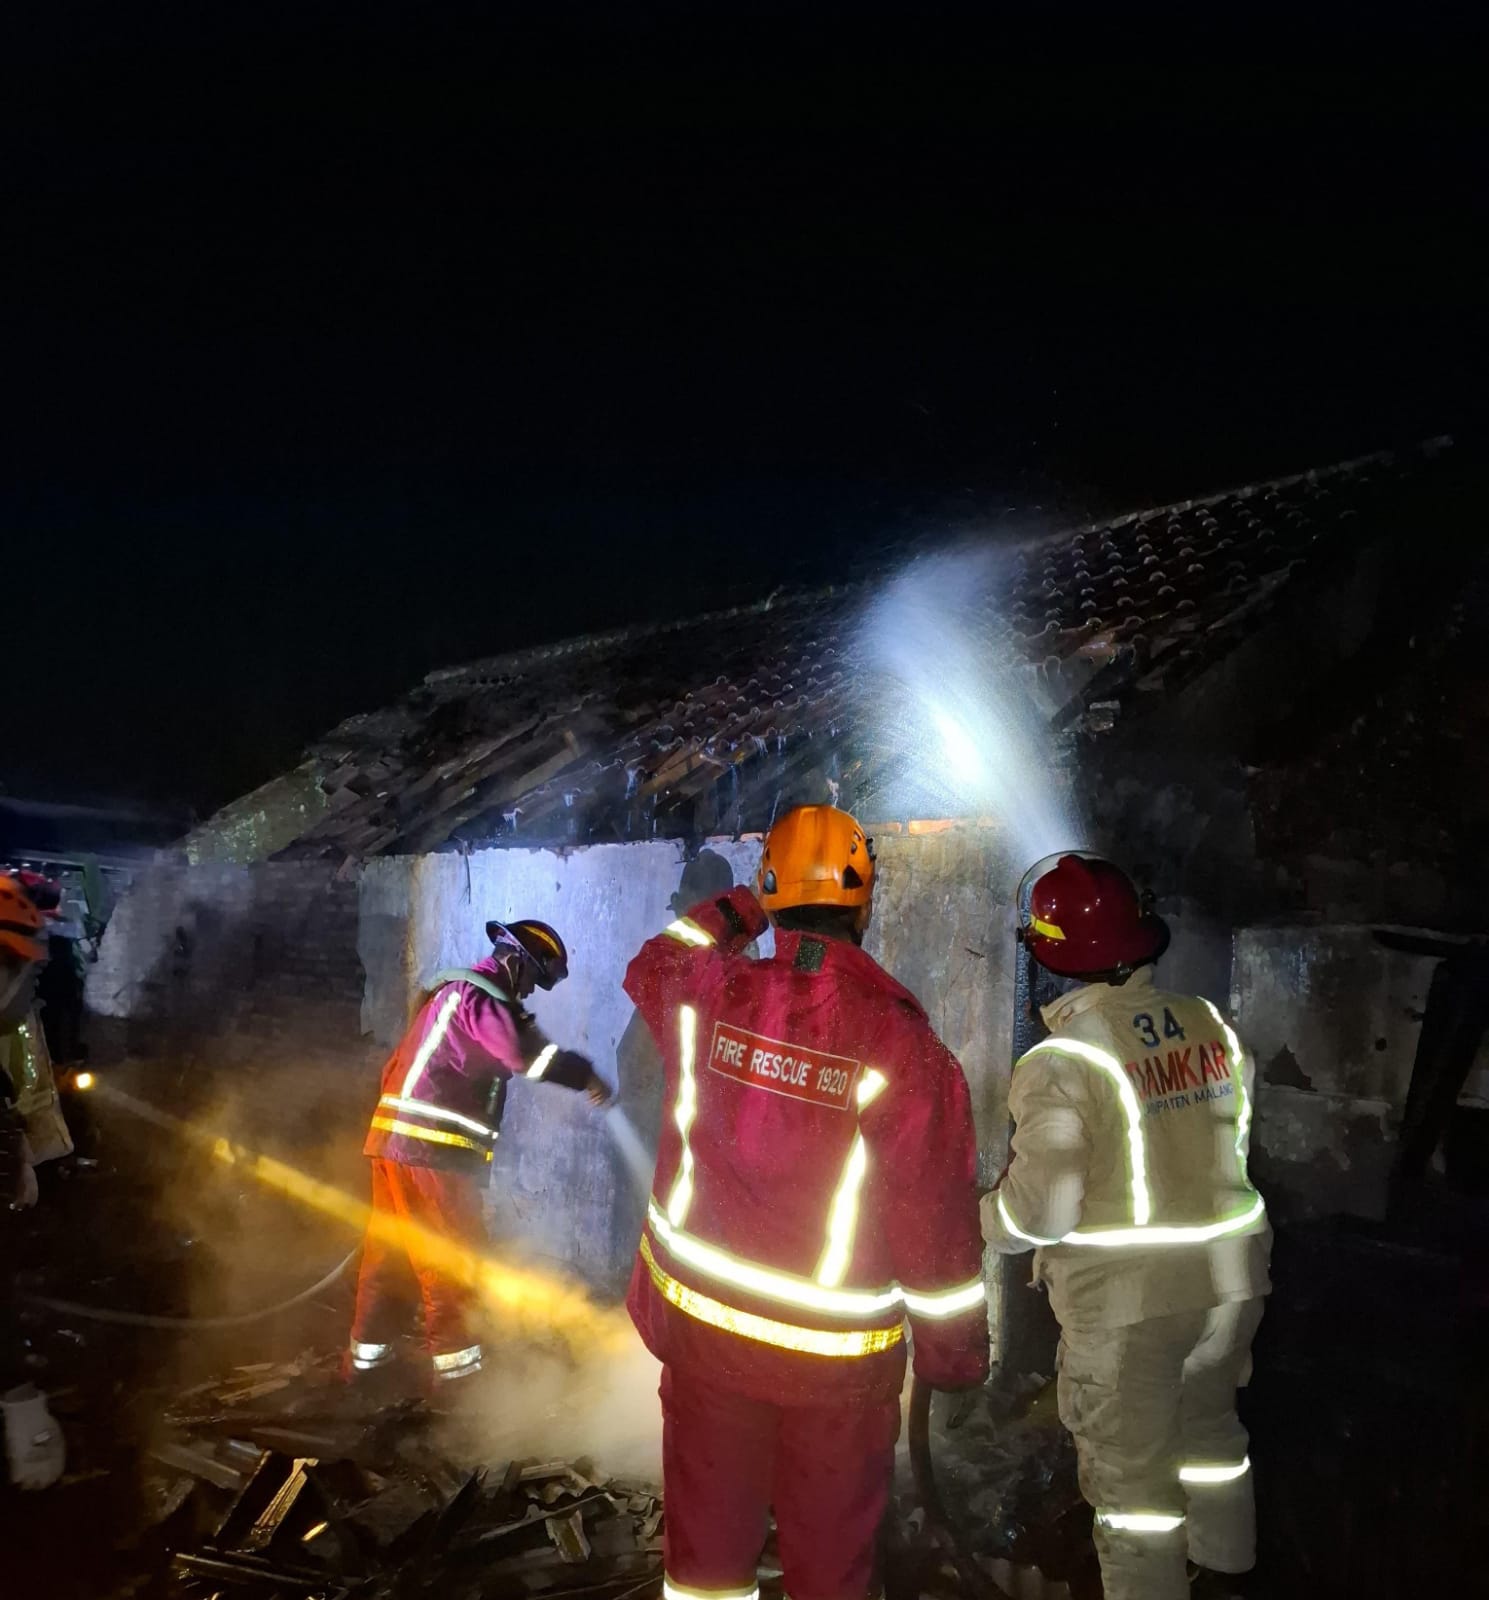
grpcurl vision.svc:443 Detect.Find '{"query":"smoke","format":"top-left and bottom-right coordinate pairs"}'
top-left (859, 542), bottom-right (1082, 863)
top-left (85, 1033), bottom-right (674, 1478)
top-left (440, 1324), bottom-right (663, 1481)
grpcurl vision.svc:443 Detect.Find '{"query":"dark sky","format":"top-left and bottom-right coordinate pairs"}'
top-left (5, 4), bottom-right (1484, 813)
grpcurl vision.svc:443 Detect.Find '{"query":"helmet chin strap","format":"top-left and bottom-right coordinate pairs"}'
top-left (489, 946), bottom-right (538, 999)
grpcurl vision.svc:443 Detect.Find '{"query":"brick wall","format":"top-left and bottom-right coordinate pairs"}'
top-left (87, 859), bottom-right (378, 1157)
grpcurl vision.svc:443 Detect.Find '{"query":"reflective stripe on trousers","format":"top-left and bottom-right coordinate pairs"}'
top-left (349, 1340), bottom-right (395, 1370)
top-left (1182, 1456), bottom-right (1250, 1485)
top-left (663, 1582), bottom-right (759, 1600)
top-left (431, 1343), bottom-right (483, 1380)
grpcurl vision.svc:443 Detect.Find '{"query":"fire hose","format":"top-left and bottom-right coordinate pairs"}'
top-left (23, 1248), bottom-right (357, 1330)
top-left (908, 1376), bottom-right (1015, 1600)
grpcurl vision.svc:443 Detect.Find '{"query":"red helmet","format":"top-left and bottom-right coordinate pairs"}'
top-left (1018, 853), bottom-right (1167, 978)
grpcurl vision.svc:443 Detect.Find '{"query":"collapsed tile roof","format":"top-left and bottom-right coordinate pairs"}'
top-left (199, 439), bottom-right (1455, 861)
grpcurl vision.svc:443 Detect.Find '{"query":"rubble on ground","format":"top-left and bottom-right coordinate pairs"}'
top-left (134, 1355), bottom-right (1081, 1600)
top-left (884, 1373), bottom-right (1084, 1600)
top-left (139, 1353), bottom-right (664, 1599)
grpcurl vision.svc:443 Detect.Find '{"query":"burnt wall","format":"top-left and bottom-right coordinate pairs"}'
top-left (360, 828), bottom-right (1023, 1330)
top-left (86, 859), bottom-right (378, 1153)
top-left (1231, 926), bottom-right (1435, 1220)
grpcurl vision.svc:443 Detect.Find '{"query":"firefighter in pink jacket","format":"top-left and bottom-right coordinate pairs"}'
top-left (625, 805), bottom-right (989, 1600)
top-left (983, 855), bottom-right (1271, 1600)
top-left (349, 917), bottom-right (609, 1386)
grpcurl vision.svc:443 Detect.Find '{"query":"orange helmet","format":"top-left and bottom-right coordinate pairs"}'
top-left (0, 875), bottom-right (48, 964)
top-left (757, 804), bottom-right (876, 912)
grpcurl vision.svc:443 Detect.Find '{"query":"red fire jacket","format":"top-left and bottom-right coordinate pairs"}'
top-left (364, 956), bottom-right (593, 1174)
top-left (624, 887), bottom-right (990, 1405)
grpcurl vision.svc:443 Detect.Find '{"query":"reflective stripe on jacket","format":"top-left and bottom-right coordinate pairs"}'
top-left (364, 958), bottom-right (591, 1172)
top-left (984, 968), bottom-right (1272, 1329)
top-left (624, 887), bottom-right (990, 1405)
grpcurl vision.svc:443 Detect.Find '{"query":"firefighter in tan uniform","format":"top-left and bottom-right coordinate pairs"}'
top-left (983, 854), bottom-right (1271, 1600)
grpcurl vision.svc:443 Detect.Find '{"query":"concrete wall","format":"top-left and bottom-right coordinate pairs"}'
top-left (359, 828), bottom-right (1024, 1306)
top-left (91, 832), bottom-right (1024, 1315)
top-left (864, 829), bottom-right (1021, 1178)
top-left (358, 840), bottom-right (768, 1292)
top-left (1231, 926), bottom-right (1437, 1220)
top-left (90, 845), bottom-right (1484, 1375)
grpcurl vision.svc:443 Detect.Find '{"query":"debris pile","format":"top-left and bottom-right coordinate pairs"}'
top-left (167, 1451), bottom-right (662, 1599)
top-left (144, 1357), bottom-right (664, 1599)
top-left (885, 1375), bottom-right (1084, 1600)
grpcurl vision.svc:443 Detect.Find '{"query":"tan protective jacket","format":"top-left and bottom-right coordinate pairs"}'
top-left (0, 1010), bottom-right (73, 1165)
top-left (982, 968), bottom-right (1270, 1329)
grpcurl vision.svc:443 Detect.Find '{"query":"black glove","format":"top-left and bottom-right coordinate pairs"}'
top-left (543, 1049), bottom-right (607, 1098)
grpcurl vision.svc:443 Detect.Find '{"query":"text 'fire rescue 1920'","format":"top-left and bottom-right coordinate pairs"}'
top-left (708, 1021), bottom-right (861, 1111)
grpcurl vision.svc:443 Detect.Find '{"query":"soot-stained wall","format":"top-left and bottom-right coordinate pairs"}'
top-left (358, 829), bottom-right (1023, 1313)
top-left (84, 859), bottom-right (378, 1161)
top-left (1232, 926), bottom-right (1441, 1219)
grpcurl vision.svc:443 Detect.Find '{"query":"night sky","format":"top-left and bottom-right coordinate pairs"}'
top-left (6, 5), bottom-right (1484, 814)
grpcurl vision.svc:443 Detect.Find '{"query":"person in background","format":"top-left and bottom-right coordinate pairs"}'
top-left (984, 854), bottom-right (1271, 1600)
top-left (624, 804), bottom-right (989, 1600)
top-left (349, 916), bottom-right (611, 1388)
top-left (1, 873), bottom-right (65, 1491)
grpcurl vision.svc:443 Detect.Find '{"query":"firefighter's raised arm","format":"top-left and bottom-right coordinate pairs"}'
top-left (623, 885), bottom-right (769, 1037)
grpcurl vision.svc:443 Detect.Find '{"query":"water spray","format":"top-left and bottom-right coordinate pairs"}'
top-left (859, 544), bottom-right (1081, 862)
top-left (601, 1104), bottom-right (656, 1203)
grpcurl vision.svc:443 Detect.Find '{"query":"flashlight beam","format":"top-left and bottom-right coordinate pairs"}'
top-left (91, 1081), bottom-right (632, 1356)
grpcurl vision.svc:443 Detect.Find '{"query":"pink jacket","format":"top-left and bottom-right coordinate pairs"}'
top-left (364, 954), bottom-right (592, 1173)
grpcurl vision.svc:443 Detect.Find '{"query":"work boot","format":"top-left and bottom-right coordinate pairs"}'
top-left (340, 1339), bottom-right (423, 1406)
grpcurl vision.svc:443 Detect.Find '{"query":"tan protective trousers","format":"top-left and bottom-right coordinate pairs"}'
top-left (1057, 1298), bottom-right (1265, 1600)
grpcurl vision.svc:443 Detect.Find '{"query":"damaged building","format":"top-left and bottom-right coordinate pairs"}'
top-left (63, 437), bottom-right (1487, 1594)
top-left (89, 436), bottom-right (1486, 1276)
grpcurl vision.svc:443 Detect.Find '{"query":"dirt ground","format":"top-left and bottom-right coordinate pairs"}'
top-left (4, 1085), bottom-right (1486, 1599)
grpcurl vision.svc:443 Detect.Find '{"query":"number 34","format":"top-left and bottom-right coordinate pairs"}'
top-left (1132, 1009), bottom-right (1185, 1048)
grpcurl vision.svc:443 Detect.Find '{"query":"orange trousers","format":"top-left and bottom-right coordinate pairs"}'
top-left (350, 1158), bottom-right (486, 1362)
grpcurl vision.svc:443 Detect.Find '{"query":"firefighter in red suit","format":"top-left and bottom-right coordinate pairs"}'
top-left (350, 917), bottom-right (610, 1385)
top-left (624, 805), bottom-right (990, 1600)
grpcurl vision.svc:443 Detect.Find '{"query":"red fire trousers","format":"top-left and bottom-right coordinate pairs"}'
top-left (350, 1158), bottom-right (486, 1371)
top-left (660, 1364), bottom-right (901, 1600)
